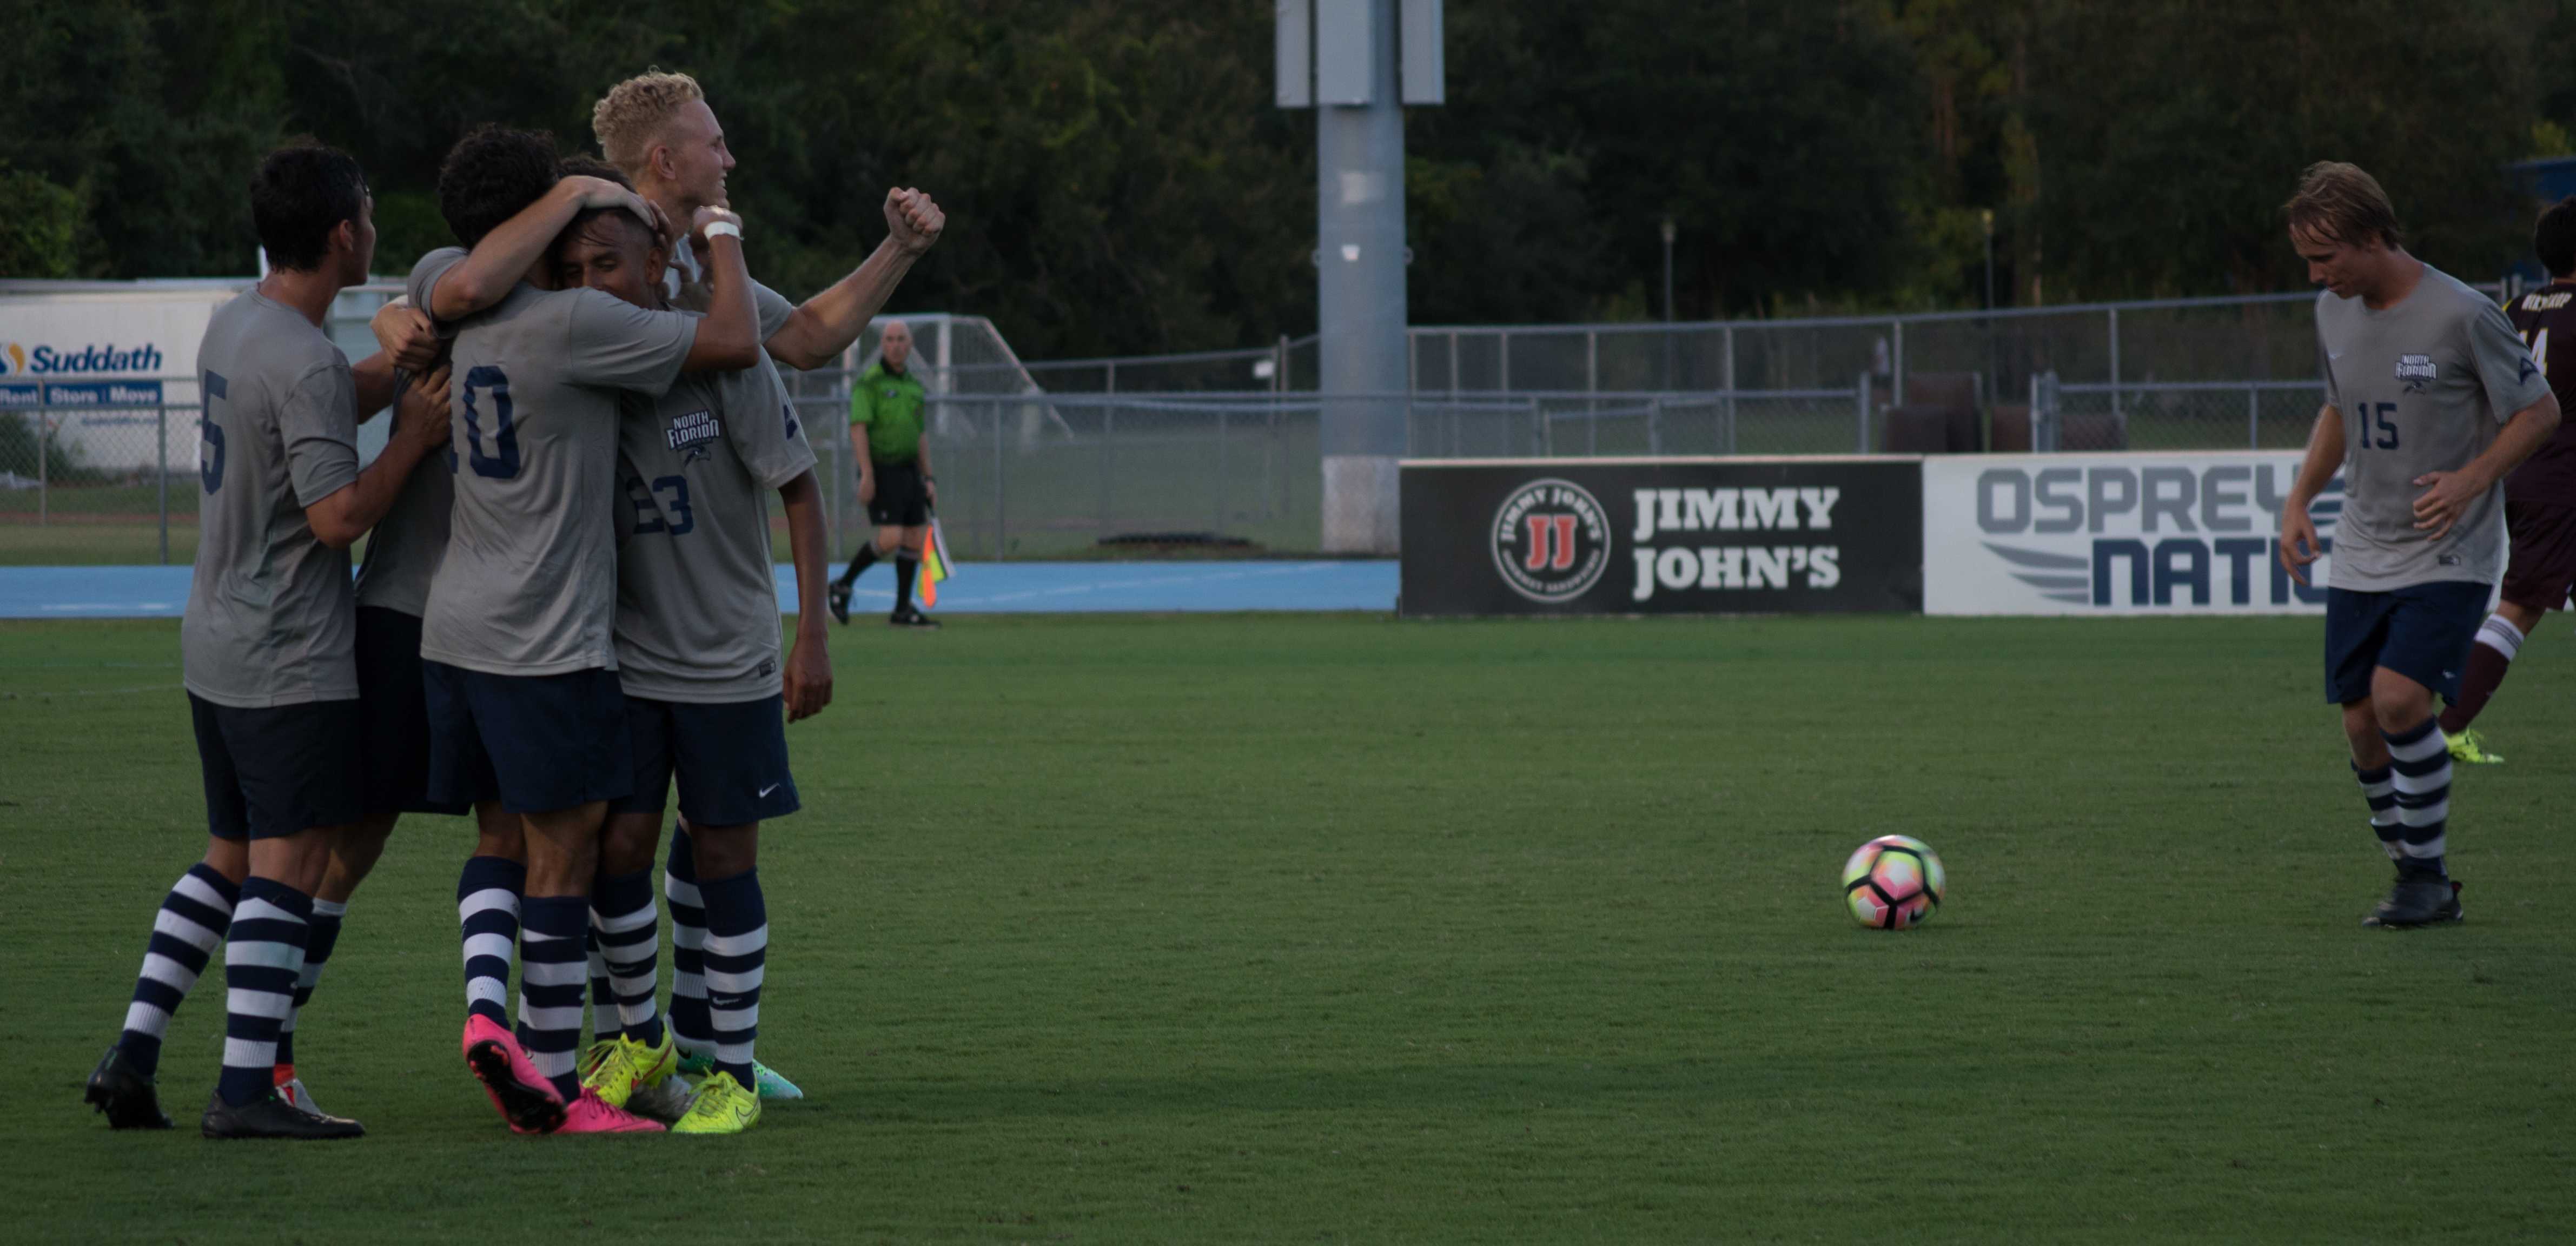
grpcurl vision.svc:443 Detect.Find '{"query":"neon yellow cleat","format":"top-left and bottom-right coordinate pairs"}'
top-left (578, 1029), bottom-right (677, 1110)
top-left (678, 1050), bottom-right (803, 1100)
top-left (671, 1070), bottom-right (761, 1135)
top-left (2446, 728), bottom-right (2504, 765)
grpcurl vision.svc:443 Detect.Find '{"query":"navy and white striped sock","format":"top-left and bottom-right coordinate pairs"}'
top-left (2351, 762), bottom-right (2403, 862)
top-left (2383, 718), bottom-right (2451, 880)
top-left (591, 868), bottom-right (664, 1047)
top-left (457, 855), bottom-right (524, 1026)
top-left (515, 896), bottom-right (588, 1101)
top-left (275, 898), bottom-right (345, 1069)
top-left (585, 925), bottom-right (612, 1042)
top-left (664, 824), bottom-right (714, 1059)
top-left (699, 867), bottom-right (767, 1089)
top-left (216, 878), bottom-right (310, 1107)
top-left (118, 863), bottom-right (239, 1078)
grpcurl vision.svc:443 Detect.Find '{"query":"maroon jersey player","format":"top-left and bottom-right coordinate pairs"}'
top-left (2436, 195), bottom-right (2576, 760)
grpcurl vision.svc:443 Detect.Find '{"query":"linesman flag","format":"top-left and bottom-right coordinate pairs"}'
top-left (919, 514), bottom-right (954, 608)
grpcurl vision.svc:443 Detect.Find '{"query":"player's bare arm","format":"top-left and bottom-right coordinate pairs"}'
top-left (369, 296), bottom-right (441, 372)
top-left (777, 469), bottom-right (835, 721)
top-left (2411, 392), bottom-right (2564, 540)
top-left (2279, 402), bottom-right (2345, 586)
top-left (349, 349), bottom-right (407, 417)
top-left (429, 176), bottom-right (660, 321)
top-left (763, 189), bottom-right (946, 369)
top-left (306, 366), bottom-right (454, 548)
top-left (852, 419), bottom-right (876, 505)
top-left (679, 205), bottom-right (761, 372)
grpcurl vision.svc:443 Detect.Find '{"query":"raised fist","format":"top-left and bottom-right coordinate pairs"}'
top-left (885, 188), bottom-right (944, 256)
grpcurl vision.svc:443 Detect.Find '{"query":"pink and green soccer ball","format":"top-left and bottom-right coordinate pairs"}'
top-left (1841, 834), bottom-right (1946, 930)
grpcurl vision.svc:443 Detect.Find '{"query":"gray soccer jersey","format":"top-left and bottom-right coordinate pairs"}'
top-left (419, 283), bottom-right (699, 675)
top-left (353, 247), bottom-right (465, 615)
top-left (664, 236), bottom-right (797, 346)
top-left (614, 341), bottom-right (817, 701)
top-left (2315, 264), bottom-right (2552, 591)
top-left (181, 290), bottom-right (363, 707)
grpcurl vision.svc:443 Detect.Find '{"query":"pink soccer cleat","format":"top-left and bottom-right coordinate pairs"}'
top-left (462, 1015), bottom-right (566, 1135)
top-left (555, 1088), bottom-right (666, 1134)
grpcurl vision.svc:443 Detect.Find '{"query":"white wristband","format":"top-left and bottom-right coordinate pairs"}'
top-left (703, 220), bottom-right (743, 240)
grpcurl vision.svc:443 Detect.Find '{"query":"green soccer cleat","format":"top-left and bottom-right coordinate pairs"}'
top-left (579, 1029), bottom-right (677, 1110)
top-left (671, 1071), bottom-right (762, 1135)
top-left (2445, 728), bottom-right (2504, 765)
top-left (677, 1051), bottom-right (804, 1101)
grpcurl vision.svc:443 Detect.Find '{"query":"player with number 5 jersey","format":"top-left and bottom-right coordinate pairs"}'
top-left (2277, 162), bottom-right (2561, 931)
top-left (413, 125), bottom-right (765, 1137)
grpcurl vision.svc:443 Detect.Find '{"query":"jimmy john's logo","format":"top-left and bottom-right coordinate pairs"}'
top-left (1492, 479), bottom-right (1611, 603)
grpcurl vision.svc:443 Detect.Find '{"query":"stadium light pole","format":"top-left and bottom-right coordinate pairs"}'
top-left (1281, 0), bottom-right (1442, 554)
top-left (1660, 217), bottom-right (1677, 390)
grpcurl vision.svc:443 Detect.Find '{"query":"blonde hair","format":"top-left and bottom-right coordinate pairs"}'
top-left (2284, 161), bottom-right (2403, 250)
top-left (592, 70), bottom-right (705, 176)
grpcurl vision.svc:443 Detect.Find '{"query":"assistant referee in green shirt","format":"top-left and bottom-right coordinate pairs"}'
top-left (827, 319), bottom-right (938, 627)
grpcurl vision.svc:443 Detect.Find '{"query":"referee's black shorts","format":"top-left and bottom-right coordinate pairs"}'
top-left (868, 458), bottom-right (929, 527)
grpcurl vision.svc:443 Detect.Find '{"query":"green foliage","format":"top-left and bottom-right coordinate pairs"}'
top-left (0, 1), bottom-right (2567, 353)
top-left (0, 168), bottom-right (82, 279)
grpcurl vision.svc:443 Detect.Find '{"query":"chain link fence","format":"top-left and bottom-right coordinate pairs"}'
top-left (3, 286), bottom-right (2511, 561)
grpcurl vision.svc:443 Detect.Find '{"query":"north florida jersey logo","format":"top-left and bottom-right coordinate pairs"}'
top-left (1491, 478), bottom-right (1612, 604)
top-left (2394, 354), bottom-right (2436, 393)
top-left (666, 409), bottom-right (722, 462)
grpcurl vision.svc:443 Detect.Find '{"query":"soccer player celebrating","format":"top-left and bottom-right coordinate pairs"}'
top-left (588, 70), bottom-right (944, 369)
top-left (85, 144), bottom-right (452, 1138)
top-left (2434, 195), bottom-right (2576, 763)
top-left (590, 68), bottom-right (941, 1097)
top-left (825, 318), bottom-right (939, 627)
top-left (413, 125), bottom-right (762, 1134)
top-left (323, 129), bottom-right (673, 1130)
top-left (541, 172), bottom-right (832, 1132)
top-left (2278, 162), bottom-right (2562, 928)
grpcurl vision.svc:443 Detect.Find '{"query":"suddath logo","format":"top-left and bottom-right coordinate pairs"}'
top-left (0, 342), bottom-right (164, 376)
top-left (1491, 478), bottom-right (1611, 603)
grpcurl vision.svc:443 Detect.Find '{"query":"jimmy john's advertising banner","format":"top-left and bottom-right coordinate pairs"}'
top-left (1398, 457), bottom-right (1924, 616)
top-left (1922, 452), bottom-right (2336, 616)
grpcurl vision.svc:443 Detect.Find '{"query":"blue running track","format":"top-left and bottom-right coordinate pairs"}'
top-left (0, 561), bottom-right (1399, 620)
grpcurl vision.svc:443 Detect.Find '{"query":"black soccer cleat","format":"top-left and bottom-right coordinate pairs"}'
top-left (826, 582), bottom-right (852, 626)
top-left (201, 1089), bottom-right (365, 1140)
top-left (2363, 877), bottom-right (2464, 929)
top-left (888, 606), bottom-right (941, 629)
top-left (85, 1045), bottom-right (172, 1130)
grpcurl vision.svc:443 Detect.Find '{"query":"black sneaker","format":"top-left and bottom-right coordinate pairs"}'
top-left (201, 1089), bottom-right (365, 1140)
top-left (85, 1045), bottom-right (171, 1130)
top-left (826, 582), bottom-right (852, 626)
top-left (888, 606), bottom-right (941, 629)
top-left (2363, 877), bottom-right (2464, 929)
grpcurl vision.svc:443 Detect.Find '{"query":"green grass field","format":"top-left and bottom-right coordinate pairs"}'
top-left (6, 613), bottom-right (2572, 1242)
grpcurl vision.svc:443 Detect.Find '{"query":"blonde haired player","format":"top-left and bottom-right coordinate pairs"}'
top-left (584, 69), bottom-right (943, 1104)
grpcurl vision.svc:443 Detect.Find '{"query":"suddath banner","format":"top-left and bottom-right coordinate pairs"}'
top-left (1399, 457), bottom-right (1924, 615)
top-left (1923, 452), bottom-right (2342, 616)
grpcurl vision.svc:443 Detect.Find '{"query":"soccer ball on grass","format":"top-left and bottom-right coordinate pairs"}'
top-left (1841, 834), bottom-right (1945, 930)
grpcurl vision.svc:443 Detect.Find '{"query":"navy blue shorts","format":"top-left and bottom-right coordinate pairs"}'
top-left (189, 693), bottom-right (365, 840)
top-left (608, 694), bottom-right (799, 827)
top-left (423, 661), bottom-right (633, 814)
top-left (2323, 581), bottom-right (2492, 704)
top-left (355, 607), bottom-right (471, 818)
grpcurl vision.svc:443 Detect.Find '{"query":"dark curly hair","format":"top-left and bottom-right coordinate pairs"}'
top-left (2537, 196), bottom-right (2576, 280)
top-left (557, 154), bottom-right (633, 190)
top-left (436, 124), bottom-right (559, 247)
top-left (252, 143), bottom-right (368, 271)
